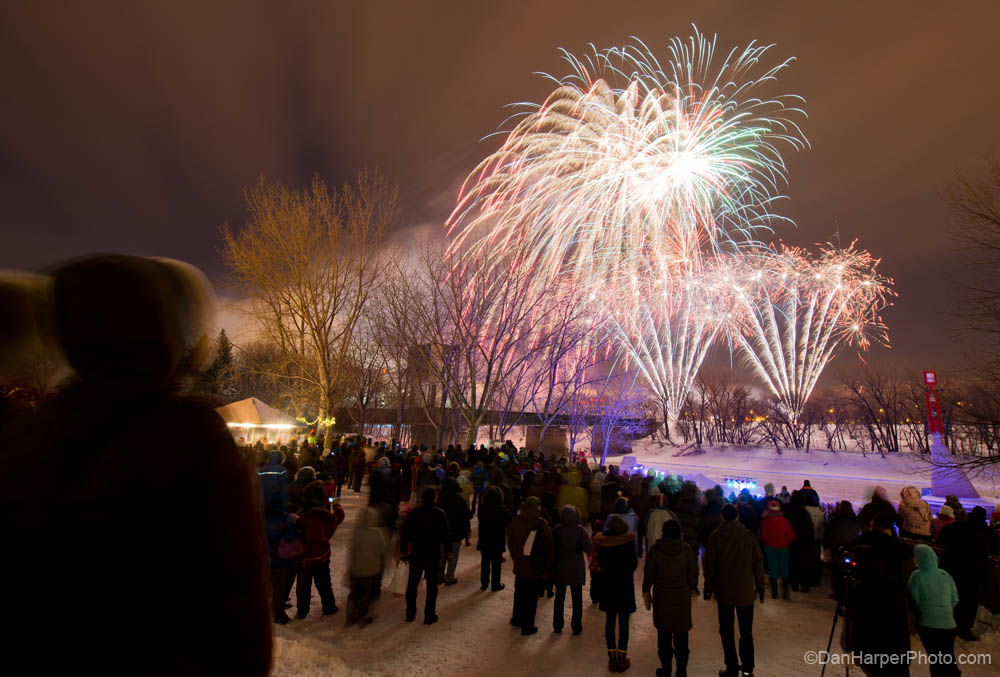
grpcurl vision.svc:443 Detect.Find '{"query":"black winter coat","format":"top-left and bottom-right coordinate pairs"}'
top-left (552, 505), bottom-right (592, 586)
top-left (477, 489), bottom-right (508, 555)
top-left (401, 503), bottom-right (451, 562)
top-left (702, 519), bottom-right (766, 607)
top-left (643, 537), bottom-right (698, 632)
top-left (671, 490), bottom-right (701, 549)
top-left (441, 495), bottom-right (471, 543)
top-left (939, 518), bottom-right (999, 582)
top-left (596, 532), bottom-right (638, 613)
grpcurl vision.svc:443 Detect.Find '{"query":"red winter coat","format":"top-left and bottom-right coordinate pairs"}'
top-left (298, 504), bottom-right (345, 566)
top-left (760, 511), bottom-right (796, 549)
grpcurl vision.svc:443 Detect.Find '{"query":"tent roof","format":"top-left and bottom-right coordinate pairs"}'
top-left (681, 472), bottom-right (723, 492)
top-left (215, 397), bottom-right (299, 428)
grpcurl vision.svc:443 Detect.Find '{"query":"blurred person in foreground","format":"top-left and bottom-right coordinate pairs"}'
top-left (0, 255), bottom-right (271, 674)
top-left (346, 506), bottom-right (389, 627)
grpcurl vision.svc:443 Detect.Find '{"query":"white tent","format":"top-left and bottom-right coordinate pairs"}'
top-left (215, 397), bottom-right (302, 445)
top-left (680, 472), bottom-right (723, 492)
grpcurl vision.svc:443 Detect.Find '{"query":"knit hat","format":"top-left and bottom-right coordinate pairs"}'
top-left (721, 504), bottom-right (738, 521)
top-left (767, 500), bottom-right (781, 512)
top-left (606, 514), bottom-right (629, 535)
top-left (939, 505), bottom-right (954, 519)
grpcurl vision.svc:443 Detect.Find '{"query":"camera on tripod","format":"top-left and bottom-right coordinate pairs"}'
top-left (840, 554), bottom-right (856, 580)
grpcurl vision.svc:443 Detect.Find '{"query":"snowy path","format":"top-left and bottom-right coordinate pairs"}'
top-left (273, 491), bottom-right (998, 676)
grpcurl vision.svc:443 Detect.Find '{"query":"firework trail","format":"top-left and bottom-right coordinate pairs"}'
top-left (608, 265), bottom-right (724, 434)
top-left (723, 243), bottom-right (895, 419)
top-left (446, 29), bottom-right (807, 289)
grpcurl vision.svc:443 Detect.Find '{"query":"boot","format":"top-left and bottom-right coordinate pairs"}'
top-left (769, 577), bottom-right (778, 599)
top-left (608, 649), bottom-right (618, 671)
top-left (781, 579), bottom-right (789, 600)
top-left (617, 650), bottom-right (630, 672)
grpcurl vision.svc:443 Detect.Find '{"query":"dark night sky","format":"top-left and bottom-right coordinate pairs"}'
top-left (2, 1), bottom-right (999, 370)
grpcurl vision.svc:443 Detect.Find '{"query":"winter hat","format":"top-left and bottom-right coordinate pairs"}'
top-left (721, 504), bottom-right (738, 521)
top-left (767, 500), bottom-right (782, 512)
top-left (939, 505), bottom-right (954, 519)
top-left (606, 514), bottom-right (628, 535)
top-left (661, 520), bottom-right (681, 540)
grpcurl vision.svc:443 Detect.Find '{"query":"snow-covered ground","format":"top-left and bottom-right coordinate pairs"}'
top-left (628, 441), bottom-right (1000, 509)
top-left (273, 489), bottom-right (999, 676)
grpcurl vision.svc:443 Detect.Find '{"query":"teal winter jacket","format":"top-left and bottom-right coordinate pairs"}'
top-left (907, 544), bottom-right (959, 630)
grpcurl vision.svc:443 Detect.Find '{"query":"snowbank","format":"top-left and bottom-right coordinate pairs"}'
top-left (626, 441), bottom-right (1000, 508)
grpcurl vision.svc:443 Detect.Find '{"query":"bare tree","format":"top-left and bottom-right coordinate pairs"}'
top-left (369, 269), bottom-right (415, 445)
top-left (222, 170), bottom-right (396, 446)
top-left (341, 320), bottom-right (388, 437)
top-left (393, 241), bottom-right (555, 447)
top-left (524, 285), bottom-right (606, 452)
top-left (948, 155), bottom-right (1000, 374)
top-left (838, 367), bottom-right (900, 452)
top-left (587, 368), bottom-right (648, 466)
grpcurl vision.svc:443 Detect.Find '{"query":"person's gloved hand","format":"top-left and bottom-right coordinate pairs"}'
top-left (704, 589), bottom-right (712, 601)
top-left (757, 588), bottom-right (765, 603)
top-left (642, 592), bottom-right (652, 611)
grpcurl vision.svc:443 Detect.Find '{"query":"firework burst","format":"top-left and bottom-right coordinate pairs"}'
top-left (723, 243), bottom-right (895, 418)
top-left (446, 29), bottom-right (807, 288)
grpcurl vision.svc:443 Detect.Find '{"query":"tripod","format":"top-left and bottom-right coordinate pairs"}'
top-left (822, 555), bottom-right (855, 677)
top-left (820, 595), bottom-right (850, 677)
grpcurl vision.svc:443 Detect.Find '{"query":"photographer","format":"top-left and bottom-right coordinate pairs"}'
top-left (842, 544), bottom-right (910, 676)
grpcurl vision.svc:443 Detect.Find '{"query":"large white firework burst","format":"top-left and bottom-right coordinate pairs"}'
top-left (446, 28), bottom-right (807, 290)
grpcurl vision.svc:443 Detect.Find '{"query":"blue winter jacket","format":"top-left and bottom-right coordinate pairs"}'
top-left (908, 543), bottom-right (959, 629)
top-left (258, 451), bottom-right (289, 507)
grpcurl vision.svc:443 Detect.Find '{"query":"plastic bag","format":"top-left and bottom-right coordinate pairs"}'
top-left (388, 561), bottom-right (410, 596)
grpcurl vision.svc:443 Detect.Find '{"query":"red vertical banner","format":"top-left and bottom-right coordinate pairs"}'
top-left (924, 371), bottom-right (944, 434)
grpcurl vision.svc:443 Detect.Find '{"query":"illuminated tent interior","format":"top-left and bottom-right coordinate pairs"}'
top-left (214, 397), bottom-right (303, 446)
